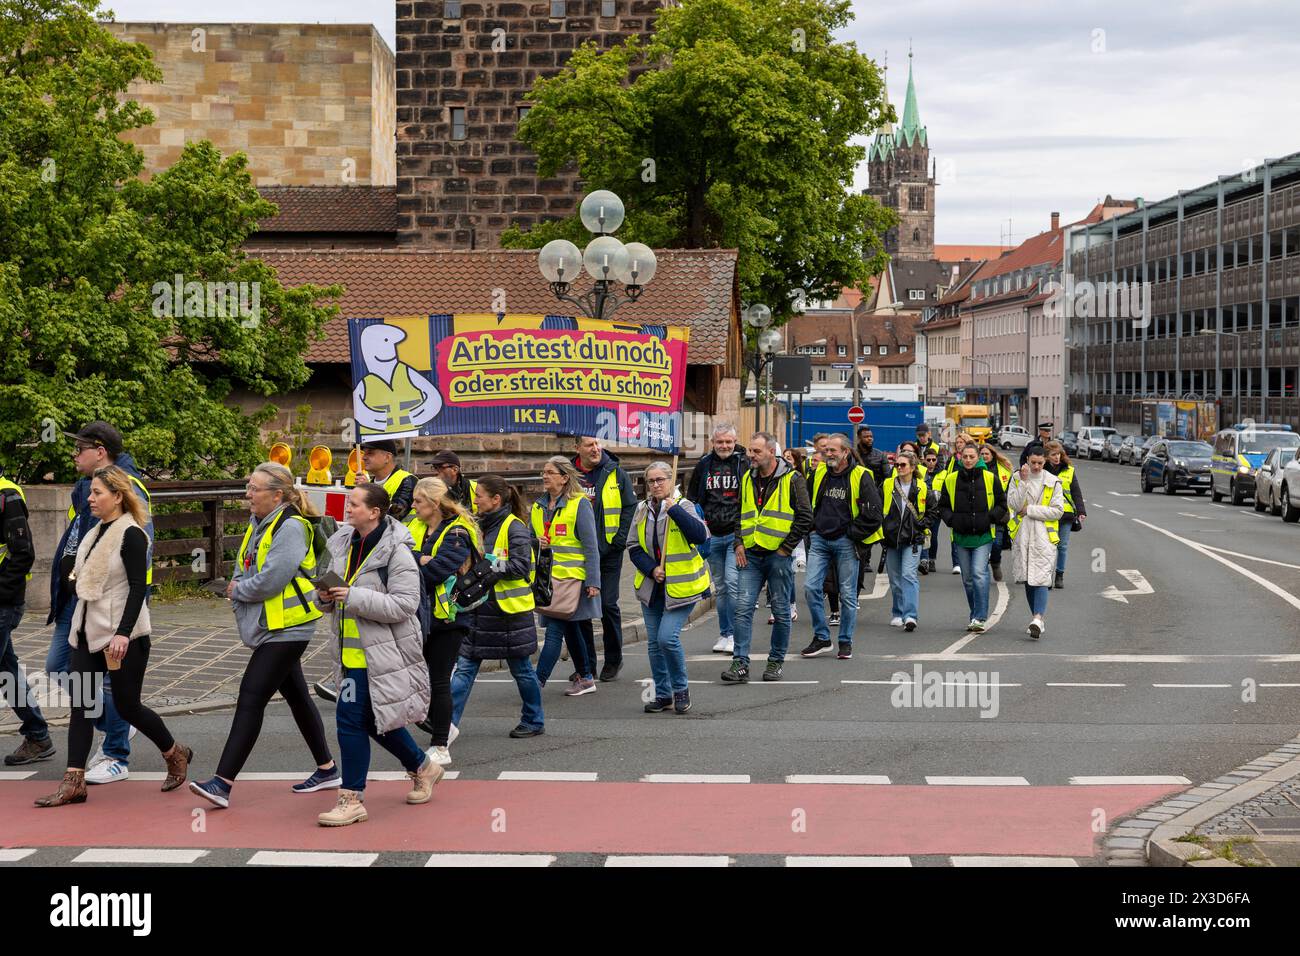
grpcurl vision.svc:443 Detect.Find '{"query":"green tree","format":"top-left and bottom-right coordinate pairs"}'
top-left (0, 0), bottom-right (341, 482)
top-left (500, 0), bottom-right (896, 322)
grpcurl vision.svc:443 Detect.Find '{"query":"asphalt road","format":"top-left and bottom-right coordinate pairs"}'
top-left (4, 458), bottom-right (1297, 866)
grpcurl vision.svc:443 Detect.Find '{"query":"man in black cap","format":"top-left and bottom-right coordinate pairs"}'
top-left (915, 423), bottom-right (941, 460)
top-left (431, 450), bottom-right (478, 514)
top-left (359, 439), bottom-right (417, 521)
top-left (1020, 422), bottom-right (1054, 466)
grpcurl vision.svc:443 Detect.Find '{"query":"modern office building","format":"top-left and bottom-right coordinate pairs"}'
top-left (1066, 153), bottom-right (1300, 431)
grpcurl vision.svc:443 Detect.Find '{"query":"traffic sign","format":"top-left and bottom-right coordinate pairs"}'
top-left (847, 405), bottom-right (865, 425)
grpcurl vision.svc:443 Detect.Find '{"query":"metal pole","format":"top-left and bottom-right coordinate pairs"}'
top-left (766, 360), bottom-right (773, 441)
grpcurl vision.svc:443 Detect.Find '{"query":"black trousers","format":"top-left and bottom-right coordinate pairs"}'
top-left (424, 621), bottom-right (465, 747)
top-left (215, 640), bottom-right (332, 781)
top-left (68, 636), bottom-right (173, 769)
top-left (581, 553), bottom-right (625, 671)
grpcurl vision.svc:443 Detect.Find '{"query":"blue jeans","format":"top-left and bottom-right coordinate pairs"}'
top-left (706, 532), bottom-right (739, 638)
top-left (733, 549), bottom-right (793, 665)
top-left (989, 525), bottom-right (1010, 565)
top-left (335, 666), bottom-right (425, 792)
top-left (643, 593), bottom-right (692, 697)
top-left (804, 535), bottom-right (860, 645)
top-left (884, 546), bottom-right (921, 622)
top-left (0, 605), bottom-right (49, 741)
top-left (537, 617), bottom-right (593, 683)
top-left (1025, 584), bottom-right (1050, 616)
top-left (47, 598), bottom-right (130, 762)
top-left (450, 655), bottom-right (544, 731)
top-left (1056, 519), bottom-right (1073, 574)
top-left (954, 542), bottom-right (992, 621)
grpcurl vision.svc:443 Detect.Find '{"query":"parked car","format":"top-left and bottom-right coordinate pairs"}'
top-left (1277, 446), bottom-right (1300, 522)
top-left (997, 425), bottom-right (1032, 450)
top-left (1254, 446), bottom-right (1289, 515)
top-left (1102, 433), bottom-right (1136, 462)
top-left (1119, 435), bottom-right (1157, 466)
top-left (1077, 426), bottom-right (1118, 461)
top-left (1059, 432), bottom-right (1079, 457)
top-left (1211, 425), bottom-right (1300, 505)
top-left (1140, 439), bottom-right (1214, 494)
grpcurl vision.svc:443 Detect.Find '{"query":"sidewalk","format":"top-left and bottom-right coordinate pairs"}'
top-left (2, 574), bottom-right (713, 735)
top-left (1135, 732), bottom-right (1300, 867)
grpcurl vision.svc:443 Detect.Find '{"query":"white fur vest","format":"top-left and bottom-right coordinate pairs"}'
top-left (68, 515), bottom-right (152, 652)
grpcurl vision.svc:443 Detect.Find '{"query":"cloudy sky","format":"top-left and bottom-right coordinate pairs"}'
top-left (104, 0), bottom-right (1300, 245)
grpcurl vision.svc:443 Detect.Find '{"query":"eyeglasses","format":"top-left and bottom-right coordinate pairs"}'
top-left (541, 470), bottom-right (561, 477)
top-left (75, 443), bottom-right (97, 454)
top-left (246, 483), bottom-right (271, 493)
top-left (647, 477), bottom-right (670, 485)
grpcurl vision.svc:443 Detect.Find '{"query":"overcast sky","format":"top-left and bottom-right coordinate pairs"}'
top-left (104, 0), bottom-right (1300, 246)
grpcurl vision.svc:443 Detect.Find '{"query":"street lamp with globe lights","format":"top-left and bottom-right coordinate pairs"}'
top-left (537, 190), bottom-right (657, 321)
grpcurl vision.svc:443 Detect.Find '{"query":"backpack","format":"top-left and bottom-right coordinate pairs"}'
top-left (307, 514), bottom-right (337, 566)
top-left (376, 560), bottom-right (433, 638)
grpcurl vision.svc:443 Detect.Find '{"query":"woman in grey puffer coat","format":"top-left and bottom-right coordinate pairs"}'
top-left (314, 483), bottom-right (439, 827)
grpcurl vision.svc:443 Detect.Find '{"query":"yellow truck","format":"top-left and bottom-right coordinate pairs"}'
top-left (946, 404), bottom-right (994, 443)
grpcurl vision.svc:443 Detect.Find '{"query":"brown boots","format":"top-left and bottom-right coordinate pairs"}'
top-left (161, 744), bottom-right (193, 792)
top-left (34, 769), bottom-right (87, 807)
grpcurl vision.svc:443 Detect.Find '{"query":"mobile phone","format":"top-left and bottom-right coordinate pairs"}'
top-left (312, 570), bottom-right (346, 592)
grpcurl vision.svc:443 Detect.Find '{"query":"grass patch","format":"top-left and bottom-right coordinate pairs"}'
top-left (150, 580), bottom-right (224, 605)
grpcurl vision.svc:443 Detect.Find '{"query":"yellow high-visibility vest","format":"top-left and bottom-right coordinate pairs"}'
top-left (235, 507), bottom-right (323, 633)
top-left (866, 474), bottom-right (928, 544)
top-left (942, 468), bottom-right (996, 512)
top-left (531, 495), bottom-right (587, 581)
top-left (427, 514), bottom-right (480, 621)
top-left (739, 468), bottom-right (797, 551)
top-left (594, 469), bottom-right (623, 543)
top-left (1056, 466), bottom-right (1077, 513)
top-left (1008, 482), bottom-right (1061, 545)
top-left (492, 515), bottom-right (535, 615)
top-left (0, 479), bottom-right (31, 581)
top-left (632, 502), bottom-right (711, 600)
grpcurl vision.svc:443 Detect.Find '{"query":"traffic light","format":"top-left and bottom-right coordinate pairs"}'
top-left (306, 445), bottom-right (332, 486)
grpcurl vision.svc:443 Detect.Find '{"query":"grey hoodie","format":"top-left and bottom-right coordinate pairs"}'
top-left (229, 504), bottom-right (319, 647)
top-left (733, 455), bottom-right (813, 555)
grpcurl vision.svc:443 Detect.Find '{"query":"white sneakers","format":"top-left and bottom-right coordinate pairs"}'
top-left (712, 635), bottom-right (734, 654)
top-left (951, 566), bottom-right (962, 575)
top-left (425, 745), bottom-right (452, 767)
top-left (86, 759), bottom-right (129, 785)
top-left (889, 617), bottom-right (904, 627)
top-left (448, 723), bottom-right (459, 745)
top-left (1028, 616), bottom-right (1044, 639)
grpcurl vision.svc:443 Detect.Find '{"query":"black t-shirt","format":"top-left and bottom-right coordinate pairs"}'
top-left (812, 468), bottom-right (854, 540)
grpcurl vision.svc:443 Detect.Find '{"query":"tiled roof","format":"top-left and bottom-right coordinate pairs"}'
top-left (935, 244), bottom-right (1010, 262)
top-left (256, 186), bottom-right (398, 233)
top-left (254, 248), bottom-right (739, 365)
top-left (971, 206), bottom-right (1110, 283)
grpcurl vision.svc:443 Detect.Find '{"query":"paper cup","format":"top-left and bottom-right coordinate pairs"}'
top-left (105, 649), bottom-right (121, 671)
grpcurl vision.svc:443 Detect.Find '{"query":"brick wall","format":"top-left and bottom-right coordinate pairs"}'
top-left (106, 22), bottom-right (396, 187)
top-left (395, 1), bottom-right (662, 249)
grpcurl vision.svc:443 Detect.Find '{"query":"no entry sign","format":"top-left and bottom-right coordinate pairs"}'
top-left (847, 405), bottom-right (865, 425)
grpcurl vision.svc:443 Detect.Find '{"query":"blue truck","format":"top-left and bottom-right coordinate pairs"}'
top-left (786, 399), bottom-right (924, 453)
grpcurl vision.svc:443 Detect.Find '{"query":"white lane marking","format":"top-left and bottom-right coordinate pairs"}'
top-left (73, 848), bottom-right (208, 864)
top-left (840, 679), bottom-right (1021, 687)
top-left (0, 849), bottom-right (37, 862)
top-left (863, 572), bottom-right (891, 601)
top-left (1176, 512), bottom-right (1214, 520)
top-left (248, 851), bottom-right (377, 867)
top-left (1195, 544), bottom-right (1300, 571)
top-left (1107, 492), bottom-right (1140, 498)
top-left (1101, 569), bottom-right (1155, 604)
top-left (497, 771), bottom-right (598, 782)
top-left (1046, 682), bottom-right (1126, 687)
top-left (858, 653), bottom-right (1300, 663)
top-left (951, 856), bottom-right (1078, 867)
top-left (1069, 776), bottom-right (1191, 785)
top-left (1132, 518), bottom-right (1300, 613)
top-left (640, 774), bottom-right (750, 784)
top-left (425, 854), bottom-right (556, 867)
top-left (605, 855), bottom-right (731, 867)
top-left (0, 771), bottom-right (35, 780)
top-left (1110, 509), bottom-right (1125, 516)
top-left (1152, 683), bottom-right (1232, 688)
top-left (784, 775), bottom-right (892, 785)
top-left (1261, 683), bottom-right (1300, 688)
top-left (925, 776), bottom-right (1029, 786)
top-left (1209, 503), bottom-right (1228, 509)
top-left (936, 579), bottom-right (1009, 657)
top-left (786, 856), bottom-right (912, 867)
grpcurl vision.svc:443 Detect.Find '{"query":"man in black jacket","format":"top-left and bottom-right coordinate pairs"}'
top-left (686, 424), bottom-right (749, 655)
top-left (853, 426), bottom-right (889, 595)
top-left (800, 434), bottom-right (882, 660)
top-left (723, 432), bottom-right (814, 684)
top-left (0, 476), bottom-right (53, 766)
top-left (937, 445), bottom-right (1009, 631)
top-left (1020, 422), bottom-right (1054, 465)
top-left (573, 436), bottom-right (637, 681)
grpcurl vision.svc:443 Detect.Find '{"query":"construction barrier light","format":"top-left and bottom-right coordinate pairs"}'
top-left (268, 442), bottom-right (292, 467)
top-left (306, 445), bottom-right (333, 486)
top-left (345, 446), bottom-right (367, 487)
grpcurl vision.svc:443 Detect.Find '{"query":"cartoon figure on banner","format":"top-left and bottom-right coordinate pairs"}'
top-left (353, 323), bottom-right (442, 437)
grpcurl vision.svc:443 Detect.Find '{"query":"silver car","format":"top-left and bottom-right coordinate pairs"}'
top-left (1274, 446), bottom-right (1300, 522)
top-left (1254, 447), bottom-right (1287, 515)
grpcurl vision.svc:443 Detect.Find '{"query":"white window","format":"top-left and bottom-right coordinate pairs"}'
top-left (909, 289), bottom-right (926, 301)
top-left (863, 345), bottom-right (873, 355)
top-left (900, 345), bottom-right (908, 353)
top-left (839, 369), bottom-right (849, 382)
top-left (880, 346), bottom-right (889, 355)
top-left (817, 369), bottom-right (827, 382)
top-left (838, 345), bottom-right (847, 356)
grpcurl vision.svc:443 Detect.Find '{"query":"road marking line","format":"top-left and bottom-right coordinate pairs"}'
top-left (73, 848), bottom-right (208, 864)
top-left (937, 579), bottom-right (1009, 657)
top-left (0, 771), bottom-right (35, 780)
top-left (1260, 683), bottom-right (1300, 688)
top-left (925, 776), bottom-right (1029, 786)
top-left (786, 856), bottom-right (912, 867)
top-left (641, 774), bottom-right (750, 784)
top-left (885, 653), bottom-right (1300, 663)
top-left (862, 573), bottom-right (890, 601)
top-left (1195, 544), bottom-right (1300, 571)
top-left (1132, 518), bottom-right (1300, 612)
top-left (605, 855), bottom-right (731, 867)
top-left (248, 851), bottom-right (377, 867)
top-left (0, 849), bottom-right (37, 862)
top-left (951, 856), bottom-right (1078, 867)
top-left (1069, 776), bottom-right (1191, 785)
top-left (1110, 509), bottom-right (1125, 516)
top-left (840, 679), bottom-right (1021, 687)
top-left (497, 771), bottom-right (598, 782)
top-left (425, 854), bottom-right (556, 867)
top-left (1046, 682), bottom-right (1126, 687)
top-left (1152, 683), bottom-right (1231, 688)
top-left (784, 774), bottom-right (892, 785)
top-left (1209, 503), bottom-right (1228, 508)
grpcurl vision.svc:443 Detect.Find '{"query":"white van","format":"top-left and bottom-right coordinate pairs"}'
top-left (1077, 426), bottom-right (1118, 460)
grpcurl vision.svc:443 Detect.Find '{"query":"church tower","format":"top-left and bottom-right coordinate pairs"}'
top-left (866, 50), bottom-right (934, 261)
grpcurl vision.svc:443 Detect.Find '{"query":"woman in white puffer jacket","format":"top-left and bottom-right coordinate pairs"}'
top-left (1006, 448), bottom-right (1065, 640)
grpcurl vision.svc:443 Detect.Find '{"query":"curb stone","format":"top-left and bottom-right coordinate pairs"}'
top-left (1100, 731), bottom-right (1300, 867)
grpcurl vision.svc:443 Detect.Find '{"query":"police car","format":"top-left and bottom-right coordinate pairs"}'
top-left (1210, 423), bottom-right (1300, 506)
